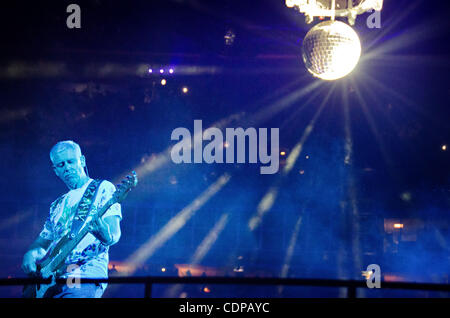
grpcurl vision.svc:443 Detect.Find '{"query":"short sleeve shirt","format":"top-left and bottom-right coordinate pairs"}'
top-left (39, 179), bottom-right (122, 279)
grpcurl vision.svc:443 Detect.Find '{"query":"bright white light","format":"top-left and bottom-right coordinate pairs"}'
top-left (160, 69), bottom-right (164, 74)
top-left (169, 68), bottom-right (174, 74)
top-left (123, 174), bottom-right (231, 271)
top-left (248, 187), bottom-right (278, 231)
top-left (302, 20), bottom-right (361, 81)
top-left (161, 79), bottom-right (167, 85)
top-left (148, 68), bottom-right (153, 73)
top-left (285, 0), bottom-right (384, 25)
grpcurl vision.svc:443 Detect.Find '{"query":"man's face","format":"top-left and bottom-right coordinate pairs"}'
top-left (51, 147), bottom-right (86, 189)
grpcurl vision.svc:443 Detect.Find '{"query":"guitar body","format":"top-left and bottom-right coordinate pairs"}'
top-left (22, 269), bottom-right (57, 298)
top-left (22, 231), bottom-right (87, 298)
top-left (22, 244), bottom-right (65, 298)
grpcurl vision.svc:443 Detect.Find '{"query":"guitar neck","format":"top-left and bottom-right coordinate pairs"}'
top-left (45, 197), bottom-right (116, 274)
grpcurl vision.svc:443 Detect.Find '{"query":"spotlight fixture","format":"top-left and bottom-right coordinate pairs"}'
top-left (161, 79), bottom-right (167, 86)
top-left (285, 0), bottom-right (383, 25)
top-left (203, 287), bottom-right (211, 293)
top-left (224, 29), bottom-right (236, 45)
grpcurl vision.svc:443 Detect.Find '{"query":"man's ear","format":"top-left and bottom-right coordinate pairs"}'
top-left (80, 155), bottom-right (86, 168)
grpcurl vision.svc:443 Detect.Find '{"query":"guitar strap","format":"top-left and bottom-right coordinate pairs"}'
top-left (69, 179), bottom-right (104, 236)
top-left (51, 179), bottom-right (104, 277)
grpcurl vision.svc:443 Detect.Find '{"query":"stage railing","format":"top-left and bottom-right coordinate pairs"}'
top-left (1, 276), bottom-right (450, 298)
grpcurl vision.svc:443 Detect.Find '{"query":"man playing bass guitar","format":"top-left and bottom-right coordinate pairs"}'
top-left (22, 140), bottom-right (128, 298)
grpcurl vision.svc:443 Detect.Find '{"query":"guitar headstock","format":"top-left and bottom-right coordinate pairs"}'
top-left (113, 171), bottom-right (138, 203)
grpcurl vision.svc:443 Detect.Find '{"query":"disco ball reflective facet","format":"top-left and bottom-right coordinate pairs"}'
top-left (302, 20), bottom-right (361, 81)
